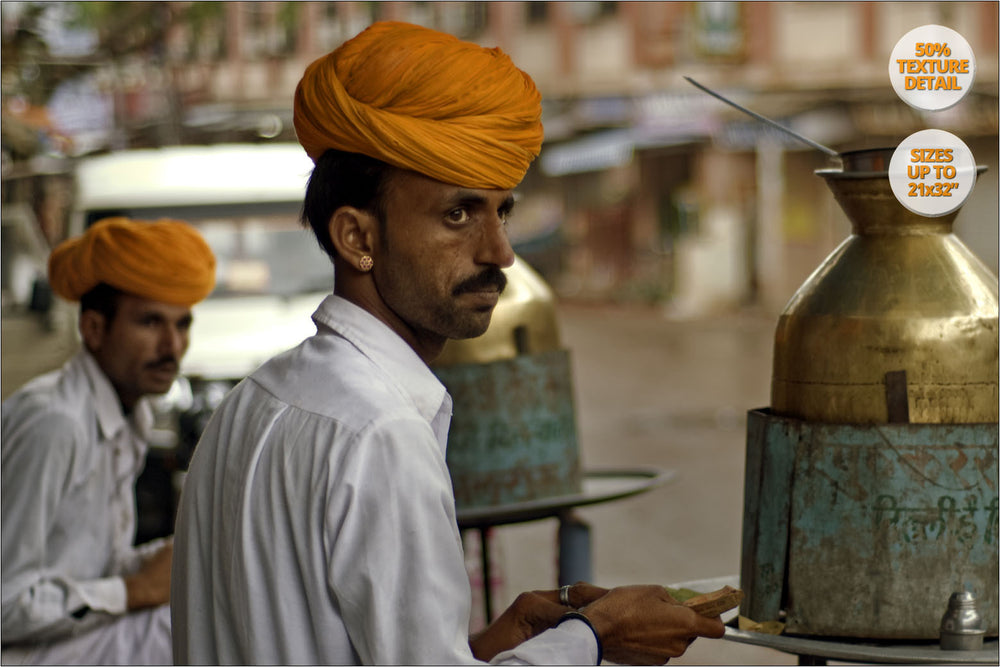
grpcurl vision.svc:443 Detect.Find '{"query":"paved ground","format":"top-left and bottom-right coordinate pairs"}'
top-left (1, 303), bottom-right (78, 400)
top-left (2, 300), bottom-right (800, 663)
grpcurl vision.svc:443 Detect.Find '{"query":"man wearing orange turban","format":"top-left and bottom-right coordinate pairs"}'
top-left (174, 21), bottom-right (722, 666)
top-left (2, 217), bottom-right (215, 665)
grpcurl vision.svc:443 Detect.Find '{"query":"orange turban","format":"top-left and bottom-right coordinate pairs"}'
top-left (48, 217), bottom-right (216, 307)
top-left (293, 21), bottom-right (543, 190)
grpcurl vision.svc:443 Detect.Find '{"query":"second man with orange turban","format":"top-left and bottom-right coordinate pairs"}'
top-left (2, 217), bottom-right (215, 665)
top-left (173, 21), bottom-right (724, 666)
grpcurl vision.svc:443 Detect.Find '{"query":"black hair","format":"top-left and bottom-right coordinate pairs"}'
top-left (79, 282), bottom-right (122, 322)
top-left (301, 149), bottom-right (396, 261)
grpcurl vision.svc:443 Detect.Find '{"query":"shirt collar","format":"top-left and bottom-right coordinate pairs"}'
top-left (311, 295), bottom-right (451, 435)
top-left (77, 349), bottom-right (154, 442)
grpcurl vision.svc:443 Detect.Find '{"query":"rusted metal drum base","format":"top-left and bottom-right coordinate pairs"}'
top-left (436, 349), bottom-right (582, 510)
top-left (741, 408), bottom-right (998, 639)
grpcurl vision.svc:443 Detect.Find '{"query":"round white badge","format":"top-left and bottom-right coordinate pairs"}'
top-left (888, 129), bottom-right (977, 217)
top-left (888, 25), bottom-right (976, 111)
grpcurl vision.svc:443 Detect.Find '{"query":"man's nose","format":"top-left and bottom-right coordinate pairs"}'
top-left (477, 216), bottom-right (516, 269)
top-left (160, 326), bottom-right (188, 357)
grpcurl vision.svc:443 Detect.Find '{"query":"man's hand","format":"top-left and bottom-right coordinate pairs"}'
top-left (469, 591), bottom-right (566, 662)
top-left (124, 542), bottom-right (173, 610)
top-left (579, 584), bottom-right (726, 665)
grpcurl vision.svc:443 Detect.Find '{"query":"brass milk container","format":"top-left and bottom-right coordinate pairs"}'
top-left (741, 148), bottom-right (999, 639)
top-left (772, 149), bottom-right (998, 424)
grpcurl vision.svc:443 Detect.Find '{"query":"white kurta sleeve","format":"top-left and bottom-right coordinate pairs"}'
top-left (1, 409), bottom-right (128, 642)
top-left (492, 621), bottom-right (599, 665)
top-left (328, 416), bottom-right (479, 664)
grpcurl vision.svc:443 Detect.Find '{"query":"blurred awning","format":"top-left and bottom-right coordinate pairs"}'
top-left (540, 121), bottom-right (713, 177)
top-left (540, 90), bottom-right (725, 176)
top-left (540, 129), bottom-right (634, 176)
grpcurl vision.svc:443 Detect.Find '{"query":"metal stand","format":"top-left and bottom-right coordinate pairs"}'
top-left (472, 513), bottom-right (592, 624)
top-left (556, 511), bottom-right (592, 587)
top-left (478, 528), bottom-right (494, 624)
top-left (458, 467), bottom-right (673, 623)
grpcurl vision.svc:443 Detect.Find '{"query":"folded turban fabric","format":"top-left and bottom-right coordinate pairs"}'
top-left (293, 21), bottom-right (543, 190)
top-left (48, 217), bottom-right (216, 307)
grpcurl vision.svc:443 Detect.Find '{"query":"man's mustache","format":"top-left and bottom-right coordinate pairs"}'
top-left (452, 267), bottom-right (508, 296)
top-left (146, 357), bottom-right (179, 373)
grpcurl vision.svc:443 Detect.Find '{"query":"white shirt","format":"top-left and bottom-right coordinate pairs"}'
top-left (172, 295), bottom-right (598, 665)
top-left (1, 349), bottom-right (171, 664)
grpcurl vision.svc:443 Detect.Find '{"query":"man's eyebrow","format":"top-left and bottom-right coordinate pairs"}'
top-left (133, 308), bottom-right (193, 324)
top-left (446, 191), bottom-right (490, 207)
top-left (499, 195), bottom-right (516, 214)
top-left (446, 191), bottom-right (516, 212)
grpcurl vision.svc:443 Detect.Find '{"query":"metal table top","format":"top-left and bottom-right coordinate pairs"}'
top-left (673, 576), bottom-right (999, 665)
top-left (455, 466), bottom-right (674, 529)
top-left (725, 626), bottom-right (998, 665)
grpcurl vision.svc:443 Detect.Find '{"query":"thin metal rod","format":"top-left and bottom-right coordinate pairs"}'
top-left (480, 528), bottom-right (493, 623)
top-left (683, 76), bottom-right (841, 158)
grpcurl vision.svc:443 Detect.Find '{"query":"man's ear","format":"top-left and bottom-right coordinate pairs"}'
top-left (327, 206), bottom-right (378, 272)
top-left (79, 310), bottom-right (107, 353)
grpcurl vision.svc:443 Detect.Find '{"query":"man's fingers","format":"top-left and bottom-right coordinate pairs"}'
top-left (512, 591), bottom-right (570, 632)
top-left (697, 614), bottom-right (727, 639)
top-left (569, 581), bottom-right (609, 606)
top-left (533, 581), bottom-right (609, 608)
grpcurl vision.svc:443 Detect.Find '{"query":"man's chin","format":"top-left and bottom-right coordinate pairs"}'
top-left (449, 311), bottom-right (494, 340)
top-left (143, 376), bottom-right (178, 396)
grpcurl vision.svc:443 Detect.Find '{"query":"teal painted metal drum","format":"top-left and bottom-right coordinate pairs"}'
top-left (741, 408), bottom-right (999, 639)
top-left (435, 349), bottom-right (583, 510)
top-left (433, 258), bottom-right (583, 510)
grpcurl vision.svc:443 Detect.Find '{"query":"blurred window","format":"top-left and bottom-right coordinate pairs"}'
top-left (275, 3), bottom-right (298, 56)
top-left (242, 4), bottom-right (265, 59)
top-left (437, 2), bottom-right (487, 38)
top-left (693, 2), bottom-right (745, 61)
top-left (570, 2), bottom-right (617, 24)
top-left (184, 2), bottom-right (225, 62)
top-left (526, 2), bottom-right (549, 25)
top-left (317, 4), bottom-right (348, 49)
top-left (195, 214), bottom-right (332, 298)
top-left (364, 2), bottom-right (383, 25)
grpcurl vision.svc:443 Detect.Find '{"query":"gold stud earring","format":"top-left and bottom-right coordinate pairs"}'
top-left (359, 255), bottom-right (374, 272)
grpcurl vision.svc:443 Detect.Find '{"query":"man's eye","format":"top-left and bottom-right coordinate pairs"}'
top-left (447, 208), bottom-right (471, 224)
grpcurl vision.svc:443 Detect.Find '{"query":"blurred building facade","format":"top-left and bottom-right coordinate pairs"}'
top-left (3, 1), bottom-right (999, 315)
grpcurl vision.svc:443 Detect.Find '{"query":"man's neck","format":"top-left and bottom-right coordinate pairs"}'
top-left (333, 284), bottom-right (447, 365)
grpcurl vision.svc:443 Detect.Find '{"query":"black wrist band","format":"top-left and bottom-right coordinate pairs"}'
top-left (557, 610), bottom-right (603, 665)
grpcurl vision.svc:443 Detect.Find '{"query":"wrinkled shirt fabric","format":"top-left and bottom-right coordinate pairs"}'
top-left (1, 349), bottom-right (172, 665)
top-left (172, 295), bottom-right (597, 665)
